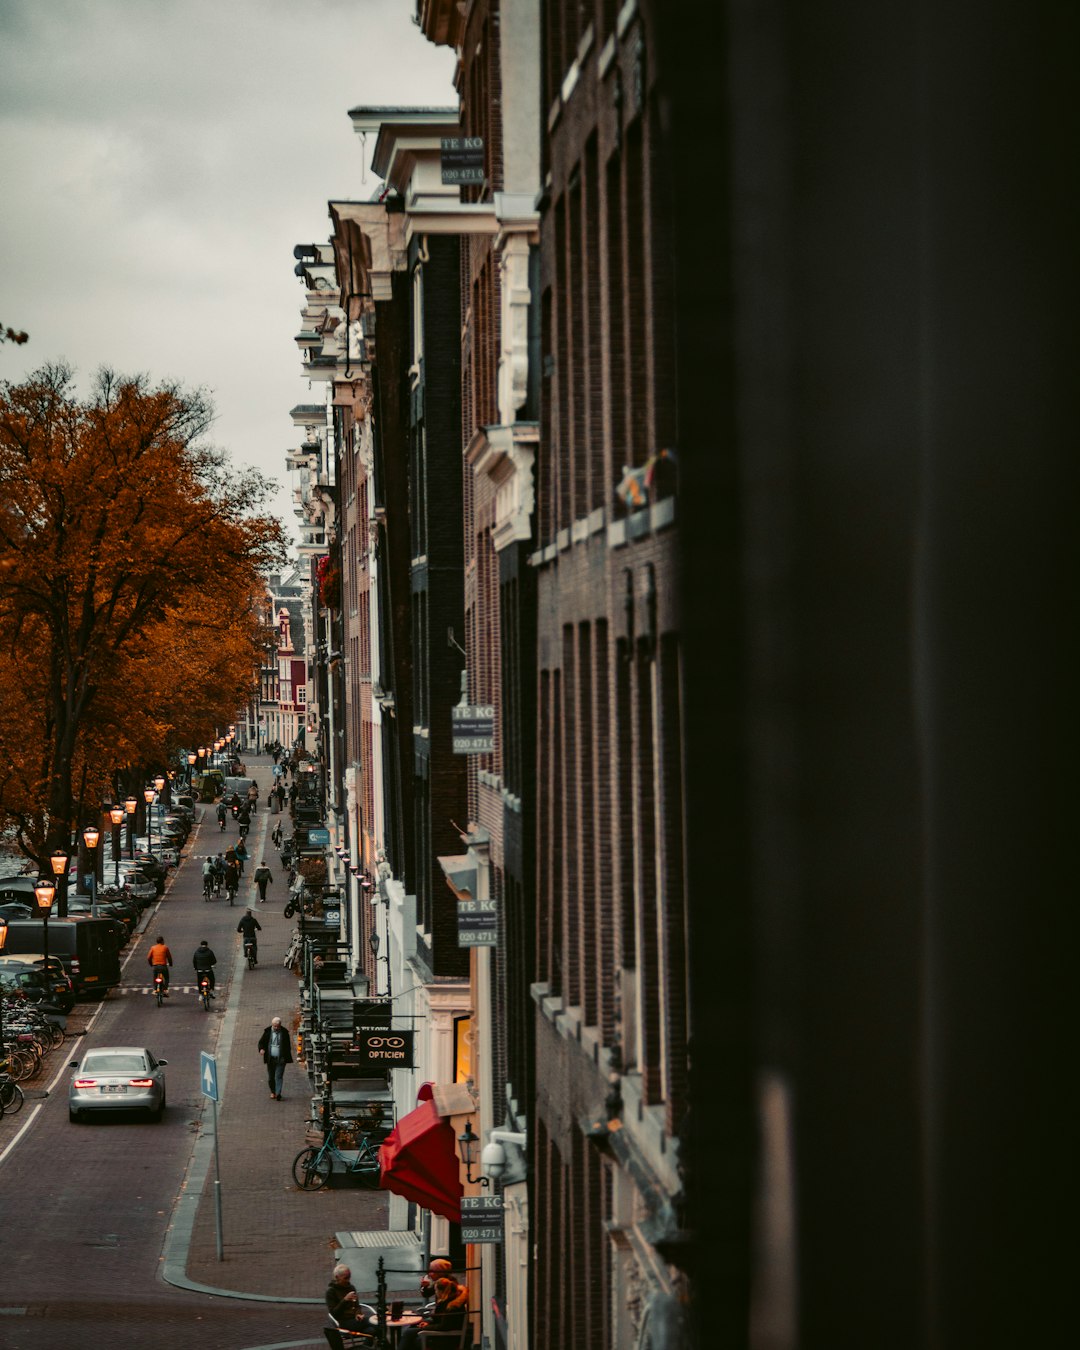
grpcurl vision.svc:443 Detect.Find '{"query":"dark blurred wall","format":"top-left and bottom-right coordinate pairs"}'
top-left (670, 1), bottom-right (1078, 1345)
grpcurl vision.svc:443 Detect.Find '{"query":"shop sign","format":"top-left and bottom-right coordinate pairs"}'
top-left (440, 136), bottom-right (485, 184)
top-left (307, 827), bottom-right (330, 845)
top-left (351, 1026), bottom-right (415, 1070)
top-left (452, 704), bottom-right (495, 753)
top-left (457, 897), bottom-right (497, 947)
top-left (461, 1194), bottom-right (504, 1243)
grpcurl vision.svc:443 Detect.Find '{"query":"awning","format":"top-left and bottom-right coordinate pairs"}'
top-left (437, 853), bottom-right (475, 899)
top-left (379, 1098), bottom-right (463, 1223)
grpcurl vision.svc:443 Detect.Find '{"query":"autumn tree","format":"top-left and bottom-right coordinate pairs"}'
top-left (0, 362), bottom-right (285, 877)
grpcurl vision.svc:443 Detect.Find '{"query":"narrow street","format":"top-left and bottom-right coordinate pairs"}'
top-left (0, 759), bottom-right (399, 1350)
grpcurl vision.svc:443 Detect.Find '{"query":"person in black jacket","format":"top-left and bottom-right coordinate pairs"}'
top-left (192, 940), bottom-right (217, 995)
top-left (236, 908), bottom-right (261, 964)
top-left (325, 1263), bottom-right (377, 1336)
top-left (257, 1015), bottom-right (293, 1098)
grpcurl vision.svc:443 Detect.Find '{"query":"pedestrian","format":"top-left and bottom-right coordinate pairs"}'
top-left (147, 934), bottom-right (173, 994)
top-left (253, 860), bottom-right (274, 902)
top-left (258, 1015), bottom-right (293, 1099)
top-left (288, 781), bottom-right (298, 811)
top-left (276, 783), bottom-right (286, 812)
top-left (271, 822), bottom-right (283, 850)
top-left (192, 939), bottom-right (217, 996)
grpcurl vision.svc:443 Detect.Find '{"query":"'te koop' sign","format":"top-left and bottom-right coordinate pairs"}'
top-left (457, 897), bottom-right (497, 947)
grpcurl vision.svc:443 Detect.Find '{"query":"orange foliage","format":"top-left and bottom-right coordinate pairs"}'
top-left (0, 363), bottom-right (285, 866)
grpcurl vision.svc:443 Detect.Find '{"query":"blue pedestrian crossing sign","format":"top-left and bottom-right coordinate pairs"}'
top-left (200, 1051), bottom-right (219, 1102)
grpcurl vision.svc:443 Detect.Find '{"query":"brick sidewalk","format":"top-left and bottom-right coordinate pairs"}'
top-left (181, 756), bottom-right (408, 1303)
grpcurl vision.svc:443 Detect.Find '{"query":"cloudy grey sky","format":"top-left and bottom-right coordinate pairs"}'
top-left (0, 0), bottom-right (456, 539)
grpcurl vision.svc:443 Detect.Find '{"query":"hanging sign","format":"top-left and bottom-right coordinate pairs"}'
top-left (440, 137), bottom-right (485, 184)
top-left (452, 705), bottom-right (495, 753)
top-left (457, 897), bottom-right (497, 947)
top-left (351, 1027), bottom-right (415, 1070)
top-left (461, 1194), bottom-right (504, 1243)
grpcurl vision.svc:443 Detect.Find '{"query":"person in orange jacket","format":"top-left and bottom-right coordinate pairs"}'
top-left (147, 935), bottom-right (173, 994)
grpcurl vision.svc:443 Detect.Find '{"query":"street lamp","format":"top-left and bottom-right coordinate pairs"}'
top-left (107, 803), bottom-right (125, 885)
top-left (124, 794), bottom-right (138, 859)
top-left (82, 823), bottom-right (100, 918)
top-left (34, 874), bottom-right (56, 968)
top-left (187, 751), bottom-right (197, 790)
top-left (457, 1121), bottom-right (490, 1188)
top-left (50, 847), bottom-right (71, 919)
top-left (144, 785), bottom-right (156, 860)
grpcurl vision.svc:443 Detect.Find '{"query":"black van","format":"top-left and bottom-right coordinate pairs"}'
top-left (1, 918), bottom-right (121, 996)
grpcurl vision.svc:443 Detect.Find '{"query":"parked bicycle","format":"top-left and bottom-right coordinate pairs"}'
top-left (0, 1074), bottom-right (25, 1115)
top-left (292, 1116), bottom-right (382, 1189)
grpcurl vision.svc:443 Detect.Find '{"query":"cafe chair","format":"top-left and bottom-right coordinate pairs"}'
top-left (418, 1325), bottom-right (471, 1349)
top-left (324, 1328), bottom-right (377, 1350)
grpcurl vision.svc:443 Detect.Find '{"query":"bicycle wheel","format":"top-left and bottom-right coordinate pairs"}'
top-left (0, 1080), bottom-right (24, 1114)
top-left (45, 1021), bottom-right (65, 1049)
top-left (9, 1050), bottom-right (35, 1081)
top-left (292, 1146), bottom-right (332, 1189)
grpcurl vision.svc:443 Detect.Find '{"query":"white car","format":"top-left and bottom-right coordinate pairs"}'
top-left (68, 1046), bottom-right (168, 1122)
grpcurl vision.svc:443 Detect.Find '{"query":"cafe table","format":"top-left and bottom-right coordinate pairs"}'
top-left (382, 1311), bottom-right (424, 1348)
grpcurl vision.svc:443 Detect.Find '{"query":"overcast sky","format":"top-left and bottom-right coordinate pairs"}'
top-left (0, 0), bottom-right (456, 541)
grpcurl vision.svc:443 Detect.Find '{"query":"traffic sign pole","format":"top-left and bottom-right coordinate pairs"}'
top-left (200, 1052), bottom-right (224, 1260)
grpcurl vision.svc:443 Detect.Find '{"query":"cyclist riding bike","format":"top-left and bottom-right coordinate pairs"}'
top-left (202, 857), bottom-right (215, 900)
top-left (237, 909), bottom-right (262, 965)
top-left (216, 801), bottom-right (227, 831)
top-left (192, 940), bottom-right (217, 997)
top-left (211, 853), bottom-right (226, 895)
top-left (147, 935), bottom-right (173, 996)
top-left (223, 861), bottom-right (239, 905)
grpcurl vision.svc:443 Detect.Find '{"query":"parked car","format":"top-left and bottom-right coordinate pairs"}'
top-left (0, 876), bottom-right (40, 904)
top-left (0, 900), bottom-right (33, 920)
top-left (132, 838), bottom-right (180, 870)
top-left (60, 898), bottom-right (134, 941)
top-left (112, 866), bottom-right (156, 908)
top-left (0, 961), bottom-right (63, 1008)
top-left (167, 800), bottom-right (196, 826)
top-left (1, 917), bottom-right (122, 996)
top-left (68, 1045), bottom-right (168, 1122)
top-left (0, 953), bottom-right (76, 1011)
top-left (130, 850), bottom-right (168, 891)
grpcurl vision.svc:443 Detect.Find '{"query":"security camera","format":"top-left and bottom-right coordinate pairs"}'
top-left (480, 1141), bottom-right (506, 1180)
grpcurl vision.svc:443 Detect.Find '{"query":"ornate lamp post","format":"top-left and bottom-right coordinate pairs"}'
top-left (124, 794), bottom-right (138, 859)
top-left (108, 803), bottom-right (125, 885)
top-left (144, 784), bottom-right (156, 860)
top-left (81, 824), bottom-right (100, 918)
top-left (457, 1121), bottom-right (490, 1188)
top-left (34, 874), bottom-right (56, 967)
top-left (50, 846), bottom-right (71, 919)
top-left (187, 751), bottom-right (197, 790)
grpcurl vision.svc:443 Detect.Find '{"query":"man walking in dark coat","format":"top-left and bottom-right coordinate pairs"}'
top-left (258, 1015), bottom-right (293, 1099)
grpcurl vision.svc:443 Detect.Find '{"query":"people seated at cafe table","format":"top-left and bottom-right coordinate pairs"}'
top-left (397, 1273), bottom-right (469, 1350)
top-left (325, 1263), bottom-right (377, 1335)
